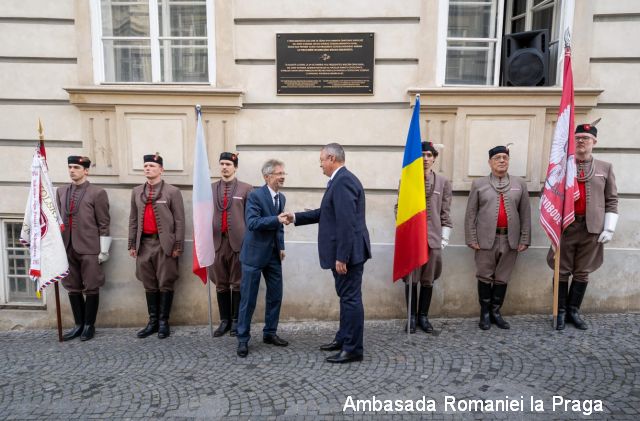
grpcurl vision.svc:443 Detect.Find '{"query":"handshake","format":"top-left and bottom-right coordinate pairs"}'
top-left (278, 212), bottom-right (295, 225)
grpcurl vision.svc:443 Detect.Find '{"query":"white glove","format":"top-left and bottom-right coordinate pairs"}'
top-left (597, 213), bottom-right (618, 244)
top-left (441, 226), bottom-right (452, 249)
top-left (98, 236), bottom-right (112, 264)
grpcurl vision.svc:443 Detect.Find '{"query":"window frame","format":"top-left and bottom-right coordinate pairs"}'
top-left (0, 218), bottom-right (45, 307)
top-left (89, 0), bottom-right (217, 85)
top-left (437, 0), bottom-right (574, 87)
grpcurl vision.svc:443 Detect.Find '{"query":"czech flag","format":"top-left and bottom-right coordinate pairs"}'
top-left (192, 106), bottom-right (215, 283)
top-left (393, 96), bottom-right (428, 281)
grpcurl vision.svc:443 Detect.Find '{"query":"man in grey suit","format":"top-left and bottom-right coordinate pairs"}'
top-left (465, 145), bottom-right (531, 330)
top-left (547, 124), bottom-right (618, 330)
top-left (57, 156), bottom-right (111, 341)
top-left (236, 159), bottom-right (290, 358)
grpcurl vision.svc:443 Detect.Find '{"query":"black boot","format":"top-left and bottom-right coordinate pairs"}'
top-left (137, 291), bottom-right (159, 338)
top-left (404, 283), bottom-right (417, 333)
top-left (158, 291), bottom-right (174, 339)
top-left (80, 294), bottom-right (99, 341)
top-left (556, 281), bottom-right (568, 330)
top-left (213, 291), bottom-right (231, 337)
top-left (229, 291), bottom-right (240, 337)
top-left (417, 285), bottom-right (433, 333)
top-left (478, 280), bottom-right (491, 330)
top-left (490, 284), bottom-right (510, 329)
top-left (63, 293), bottom-right (85, 341)
top-left (567, 281), bottom-right (588, 330)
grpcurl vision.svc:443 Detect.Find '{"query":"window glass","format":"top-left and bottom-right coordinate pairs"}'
top-left (448, 2), bottom-right (495, 39)
top-left (445, 41), bottom-right (495, 85)
top-left (4, 221), bottom-right (38, 303)
top-left (99, 0), bottom-right (210, 83)
top-left (103, 39), bottom-right (152, 82)
top-left (101, 1), bottom-right (150, 37)
top-left (532, 6), bottom-right (554, 31)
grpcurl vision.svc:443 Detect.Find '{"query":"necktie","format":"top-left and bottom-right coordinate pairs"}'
top-left (274, 193), bottom-right (280, 212)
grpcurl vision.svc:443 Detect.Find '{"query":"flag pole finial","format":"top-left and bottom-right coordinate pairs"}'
top-left (564, 28), bottom-right (571, 49)
top-left (195, 104), bottom-right (202, 116)
top-left (38, 119), bottom-right (44, 141)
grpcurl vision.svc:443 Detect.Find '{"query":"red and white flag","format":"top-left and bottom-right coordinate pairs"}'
top-left (20, 144), bottom-right (69, 292)
top-left (192, 107), bottom-right (215, 283)
top-left (540, 46), bottom-right (579, 248)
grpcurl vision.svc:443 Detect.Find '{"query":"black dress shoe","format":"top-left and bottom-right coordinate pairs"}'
top-left (263, 334), bottom-right (289, 346)
top-left (237, 342), bottom-right (248, 358)
top-left (319, 340), bottom-right (342, 351)
top-left (326, 350), bottom-right (363, 364)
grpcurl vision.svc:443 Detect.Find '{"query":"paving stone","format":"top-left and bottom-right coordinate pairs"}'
top-left (0, 314), bottom-right (638, 419)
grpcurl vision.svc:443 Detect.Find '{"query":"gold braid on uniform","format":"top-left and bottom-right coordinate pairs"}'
top-left (489, 173), bottom-right (511, 193)
top-left (577, 158), bottom-right (595, 182)
top-left (215, 178), bottom-right (238, 212)
top-left (424, 171), bottom-right (436, 198)
top-left (64, 183), bottom-right (88, 221)
top-left (141, 180), bottom-right (165, 203)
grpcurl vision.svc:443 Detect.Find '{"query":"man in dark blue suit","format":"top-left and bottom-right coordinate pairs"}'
top-left (236, 159), bottom-right (290, 358)
top-left (290, 143), bottom-right (371, 363)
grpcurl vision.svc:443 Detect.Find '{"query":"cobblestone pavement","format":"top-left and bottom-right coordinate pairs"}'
top-left (1, 313), bottom-right (639, 420)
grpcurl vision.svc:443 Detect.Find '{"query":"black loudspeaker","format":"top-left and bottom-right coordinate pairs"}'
top-left (502, 29), bottom-right (549, 86)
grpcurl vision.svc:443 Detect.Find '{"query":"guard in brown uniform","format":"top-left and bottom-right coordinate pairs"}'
top-left (210, 152), bottom-right (252, 337)
top-left (57, 156), bottom-right (111, 341)
top-left (396, 142), bottom-right (453, 333)
top-left (465, 145), bottom-right (531, 330)
top-left (129, 154), bottom-right (185, 339)
top-left (547, 124), bottom-right (618, 330)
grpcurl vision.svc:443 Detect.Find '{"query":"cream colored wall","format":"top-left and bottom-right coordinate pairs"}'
top-left (1, 0), bottom-right (638, 330)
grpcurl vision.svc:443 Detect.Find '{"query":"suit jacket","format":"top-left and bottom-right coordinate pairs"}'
top-left (583, 159), bottom-right (618, 234)
top-left (295, 167), bottom-right (371, 269)
top-left (239, 184), bottom-right (285, 268)
top-left (464, 174), bottom-right (531, 250)
top-left (56, 181), bottom-right (110, 254)
top-left (395, 171), bottom-right (453, 249)
top-left (212, 179), bottom-right (252, 252)
top-left (128, 181), bottom-right (185, 256)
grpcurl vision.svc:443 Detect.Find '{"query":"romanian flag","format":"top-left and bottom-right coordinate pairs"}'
top-left (393, 96), bottom-right (428, 281)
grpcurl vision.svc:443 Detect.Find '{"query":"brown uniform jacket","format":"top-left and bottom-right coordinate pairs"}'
top-left (211, 179), bottom-right (252, 252)
top-left (465, 174), bottom-right (531, 250)
top-left (128, 181), bottom-right (185, 256)
top-left (582, 158), bottom-right (618, 234)
top-left (426, 172), bottom-right (453, 249)
top-left (56, 181), bottom-right (110, 254)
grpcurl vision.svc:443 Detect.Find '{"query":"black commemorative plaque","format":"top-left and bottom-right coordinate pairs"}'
top-left (276, 33), bottom-right (374, 95)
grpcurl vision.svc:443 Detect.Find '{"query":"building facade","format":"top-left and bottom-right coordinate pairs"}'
top-left (1, 0), bottom-right (638, 329)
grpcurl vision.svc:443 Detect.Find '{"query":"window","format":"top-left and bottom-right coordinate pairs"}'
top-left (440, 0), bottom-right (566, 86)
top-left (505, 0), bottom-right (561, 85)
top-left (91, 0), bottom-right (216, 84)
top-left (0, 220), bottom-right (40, 305)
top-left (444, 0), bottom-right (504, 86)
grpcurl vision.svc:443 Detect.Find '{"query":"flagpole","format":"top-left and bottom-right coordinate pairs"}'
top-left (207, 268), bottom-right (214, 337)
top-left (407, 275), bottom-right (413, 342)
top-left (38, 120), bottom-right (63, 342)
top-left (552, 247), bottom-right (560, 329)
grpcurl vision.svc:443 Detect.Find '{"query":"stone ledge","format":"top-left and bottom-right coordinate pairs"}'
top-left (64, 85), bottom-right (244, 112)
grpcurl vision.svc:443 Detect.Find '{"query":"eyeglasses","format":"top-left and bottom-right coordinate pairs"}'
top-left (575, 136), bottom-right (593, 142)
top-left (491, 155), bottom-right (510, 162)
top-left (271, 172), bottom-right (287, 176)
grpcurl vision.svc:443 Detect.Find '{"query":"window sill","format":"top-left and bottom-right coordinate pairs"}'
top-left (407, 87), bottom-right (602, 110)
top-left (65, 85), bottom-right (244, 110)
